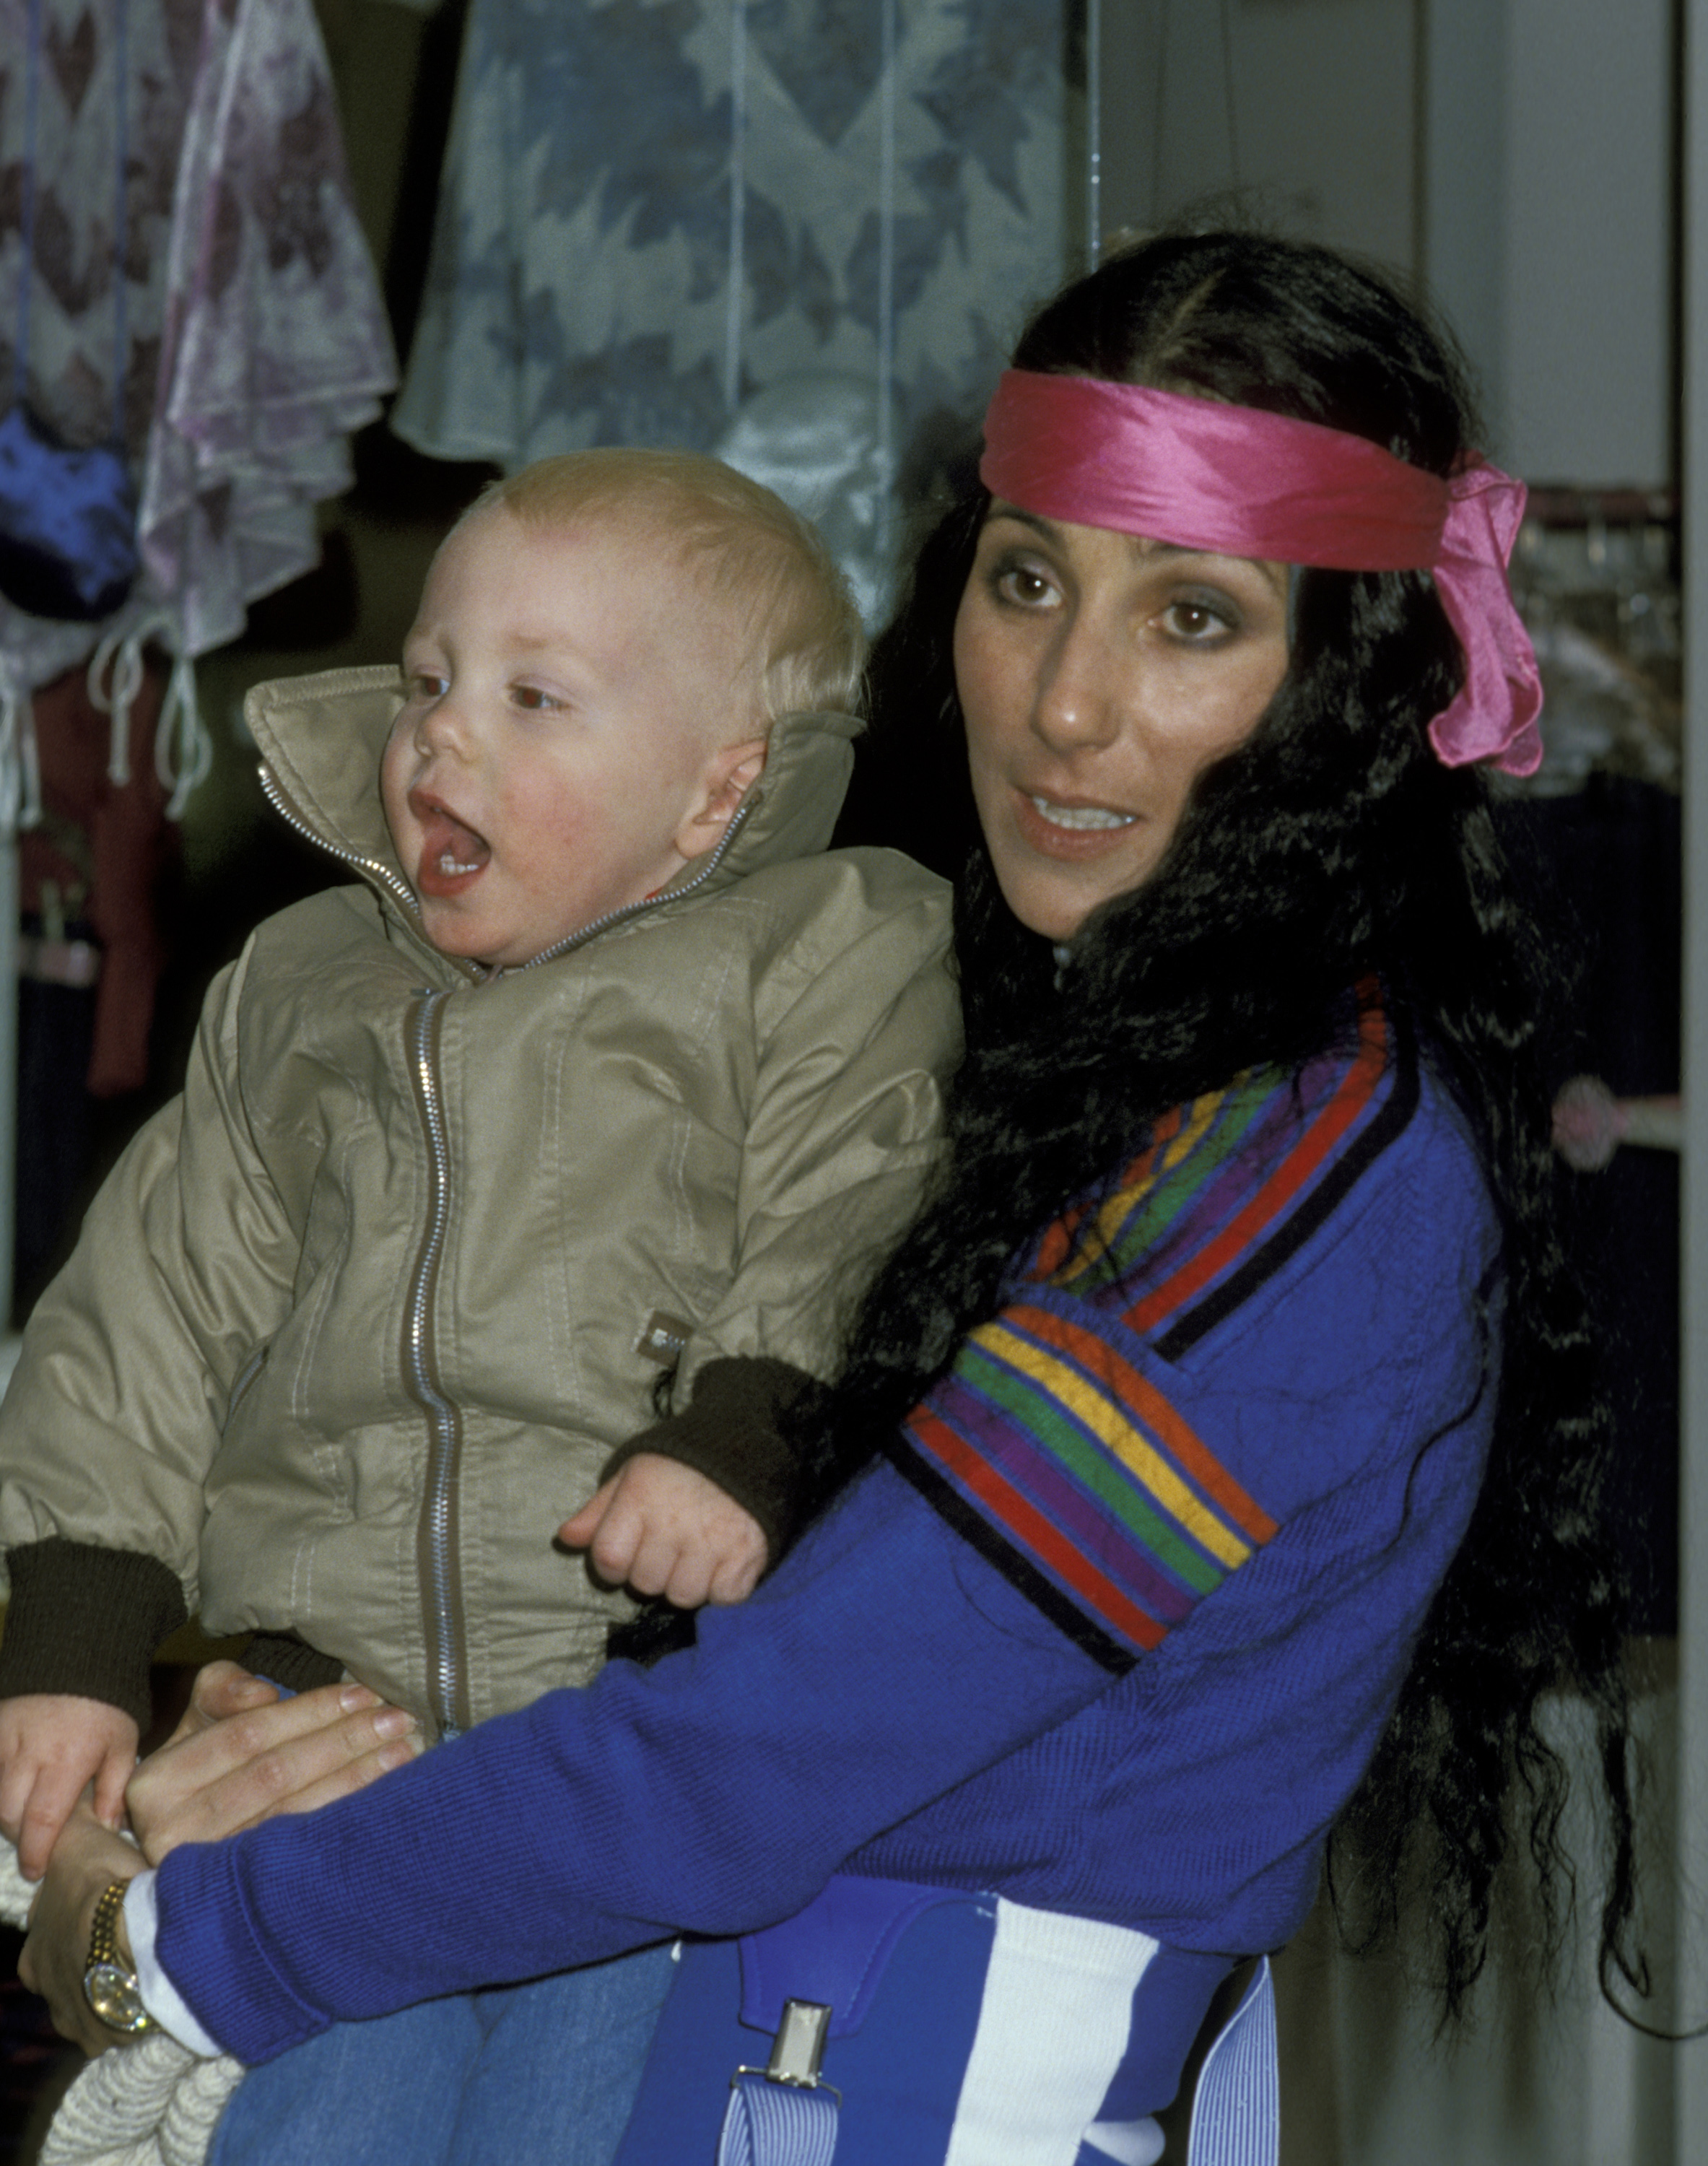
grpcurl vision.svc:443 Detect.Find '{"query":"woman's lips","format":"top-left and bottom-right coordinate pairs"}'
top-left (410, 793), bottom-right (492, 897)
top-left (1011, 787), bottom-right (1140, 861)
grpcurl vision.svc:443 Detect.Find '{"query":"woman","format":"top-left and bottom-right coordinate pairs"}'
top-left (25, 230), bottom-right (1636, 2163)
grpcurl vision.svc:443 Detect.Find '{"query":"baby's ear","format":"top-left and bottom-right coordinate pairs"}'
top-left (680, 734), bottom-right (768, 850)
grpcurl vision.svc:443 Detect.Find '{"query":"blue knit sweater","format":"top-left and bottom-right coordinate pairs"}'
top-left (155, 991), bottom-right (1500, 2065)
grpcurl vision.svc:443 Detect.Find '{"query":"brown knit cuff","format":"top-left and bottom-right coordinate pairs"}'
top-left (243, 1632), bottom-right (346, 1695)
top-left (0, 1538), bottom-right (188, 1731)
top-left (601, 1355), bottom-right (814, 1561)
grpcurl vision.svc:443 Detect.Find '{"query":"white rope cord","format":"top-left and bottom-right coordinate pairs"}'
top-left (154, 648), bottom-right (210, 822)
top-left (87, 614), bottom-right (211, 819)
top-left (0, 675), bottom-right (26, 840)
top-left (0, 662), bottom-right (43, 836)
top-left (0, 1843), bottom-right (242, 2166)
top-left (39, 2040), bottom-right (240, 2166)
top-left (18, 690), bottom-right (42, 832)
top-left (88, 625), bottom-right (144, 788)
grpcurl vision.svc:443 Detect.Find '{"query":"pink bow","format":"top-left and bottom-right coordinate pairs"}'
top-left (1426, 464), bottom-right (1543, 778)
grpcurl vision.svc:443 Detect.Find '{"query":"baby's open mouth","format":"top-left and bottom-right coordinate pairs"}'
top-left (411, 794), bottom-right (492, 894)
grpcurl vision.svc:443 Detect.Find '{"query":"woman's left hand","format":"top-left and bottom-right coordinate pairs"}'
top-left (17, 1800), bottom-right (144, 2056)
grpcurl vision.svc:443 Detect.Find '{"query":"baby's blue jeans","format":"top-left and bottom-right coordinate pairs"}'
top-left (205, 1941), bottom-right (676, 2166)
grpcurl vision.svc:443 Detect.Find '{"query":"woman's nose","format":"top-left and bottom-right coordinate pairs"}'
top-left (1029, 618), bottom-right (1123, 752)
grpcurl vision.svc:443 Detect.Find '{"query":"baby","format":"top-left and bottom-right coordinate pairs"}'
top-left (0, 449), bottom-right (956, 1883)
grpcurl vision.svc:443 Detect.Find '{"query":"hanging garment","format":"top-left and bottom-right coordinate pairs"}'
top-left (713, 371), bottom-right (892, 622)
top-left (0, 0), bottom-right (140, 624)
top-left (136, 0), bottom-right (398, 662)
top-left (392, 0), bottom-right (1072, 500)
top-left (0, 0), bottom-right (189, 699)
top-left (0, 0), bottom-right (395, 710)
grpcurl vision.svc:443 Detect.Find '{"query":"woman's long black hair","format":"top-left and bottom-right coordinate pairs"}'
top-left (806, 230), bottom-right (1638, 2020)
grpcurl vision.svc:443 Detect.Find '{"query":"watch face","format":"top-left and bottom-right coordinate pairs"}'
top-left (84, 1962), bottom-right (153, 2034)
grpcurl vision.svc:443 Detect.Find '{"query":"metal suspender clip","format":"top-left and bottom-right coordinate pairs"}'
top-left (733, 1999), bottom-right (840, 2099)
top-left (721, 1998), bottom-right (842, 2165)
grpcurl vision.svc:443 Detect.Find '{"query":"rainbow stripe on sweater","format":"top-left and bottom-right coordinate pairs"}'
top-left (892, 986), bottom-right (1418, 1668)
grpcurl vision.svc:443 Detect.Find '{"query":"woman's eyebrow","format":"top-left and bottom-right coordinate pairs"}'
top-left (1135, 537), bottom-right (1291, 598)
top-left (988, 506), bottom-right (1201, 556)
top-left (985, 502), bottom-right (1061, 542)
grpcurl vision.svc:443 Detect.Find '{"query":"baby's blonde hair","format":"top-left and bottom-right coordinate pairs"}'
top-left (461, 448), bottom-right (866, 726)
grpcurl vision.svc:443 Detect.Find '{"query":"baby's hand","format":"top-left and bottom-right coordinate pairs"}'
top-left (0, 1696), bottom-right (139, 1880)
top-left (559, 1455), bottom-right (768, 1608)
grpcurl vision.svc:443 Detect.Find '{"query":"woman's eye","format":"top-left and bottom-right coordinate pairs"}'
top-left (1160, 597), bottom-right (1235, 642)
top-left (993, 563), bottom-right (1058, 608)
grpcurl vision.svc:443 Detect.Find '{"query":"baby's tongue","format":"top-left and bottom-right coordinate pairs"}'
top-left (419, 809), bottom-right (490, 876)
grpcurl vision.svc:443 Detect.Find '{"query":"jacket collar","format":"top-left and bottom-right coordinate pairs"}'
top-left (244, 664), bottom-right (863, 973)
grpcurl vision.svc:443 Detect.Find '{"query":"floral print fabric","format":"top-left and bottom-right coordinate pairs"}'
top-left (0, 0), bottom-right (395, 697)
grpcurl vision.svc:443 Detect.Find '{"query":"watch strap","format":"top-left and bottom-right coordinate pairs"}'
top-left (84, 1876), bottom-right (157, 2035)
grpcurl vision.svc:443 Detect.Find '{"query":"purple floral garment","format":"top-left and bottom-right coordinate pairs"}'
top-left (0, 0), bottom-right (395, 699)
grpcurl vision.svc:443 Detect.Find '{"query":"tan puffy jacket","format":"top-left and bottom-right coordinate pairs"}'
top-left (0, 667), bottom-right (957, 1736)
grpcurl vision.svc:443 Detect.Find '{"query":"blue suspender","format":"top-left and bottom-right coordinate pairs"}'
top-left (715, 1952), bottom-right (1279, 2166)
top-left (718, 2066), bottom-right (840, 2166)
top-left (1186, 1957), bottom-right (1278, 2166)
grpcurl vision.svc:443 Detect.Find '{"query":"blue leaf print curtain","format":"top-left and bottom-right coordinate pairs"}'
top-left (392, 0), bottom-right (1075, 503)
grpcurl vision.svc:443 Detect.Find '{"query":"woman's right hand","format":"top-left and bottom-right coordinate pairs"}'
top-left (126, 1661), bottom-right (424, 1865)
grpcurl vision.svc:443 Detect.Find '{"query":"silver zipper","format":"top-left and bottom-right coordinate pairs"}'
top-left (403, 988), bottom-right (467, 1739)
top-left (508, 790), bottom-right (764, 973)
top-left (260, 761), bottom-right (760, 981)
top-left (258, 764), bottom-right (482, 982)
top-left (266, 765), bottom-right (764, 1737)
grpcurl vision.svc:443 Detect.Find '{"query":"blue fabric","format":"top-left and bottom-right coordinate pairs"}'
top-left (155, 1055), bottom-right (1498, 2067)
top-left (736, 1874), bottom-right (971, 2038)
top-left (205, 1944), bottom-right (676, 2166)
top-left (618, 1902), bottom-right (996, 2166)
top-left (0, 403), bottom-right (139, 621)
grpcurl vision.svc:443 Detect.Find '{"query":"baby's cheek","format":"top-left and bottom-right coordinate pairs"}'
top-left (378, 738), bottom-right (420, 864)
top-left (518, 783), bottom-right (602, 866)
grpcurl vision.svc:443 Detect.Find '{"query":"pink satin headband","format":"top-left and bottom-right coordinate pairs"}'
top-left (980, 370), bottom-right (1543, 778)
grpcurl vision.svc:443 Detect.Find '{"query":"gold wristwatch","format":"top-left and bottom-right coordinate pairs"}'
top-left (83, 1878), bottom-right (158, 2036)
